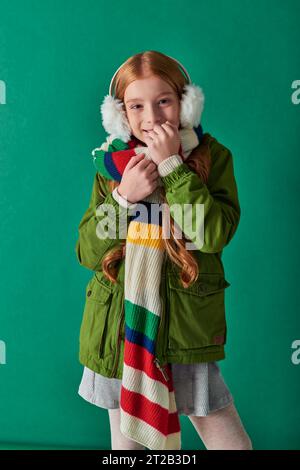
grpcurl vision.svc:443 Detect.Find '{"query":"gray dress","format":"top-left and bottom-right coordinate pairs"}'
top-left (78, 361), bottom-right (233, 416)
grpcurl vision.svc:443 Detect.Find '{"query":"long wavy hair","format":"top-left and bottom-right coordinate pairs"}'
top-left (99, 50), bottom-right (213, 288)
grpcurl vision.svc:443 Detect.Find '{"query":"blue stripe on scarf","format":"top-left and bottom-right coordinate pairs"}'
top-left (194, 123), bottom-right (203, 142)
top-left (104, 152), bottom-right (122, 182)
top-left (130, 201), bottom-right (163, 226)
top-left (125, 323), bottom-right (156, 355)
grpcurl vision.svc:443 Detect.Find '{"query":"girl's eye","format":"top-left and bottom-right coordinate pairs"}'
top-left (130, 99), bottom-right (170, 110)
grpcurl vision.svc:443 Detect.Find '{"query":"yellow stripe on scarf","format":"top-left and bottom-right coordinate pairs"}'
top-left (127, 222), bottom-right (165, 250)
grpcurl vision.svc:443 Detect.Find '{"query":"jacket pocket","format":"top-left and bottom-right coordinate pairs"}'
top-left (79, 273), bottom-right (113, 359)
top-left (167, 273), bottom-right (230, 350)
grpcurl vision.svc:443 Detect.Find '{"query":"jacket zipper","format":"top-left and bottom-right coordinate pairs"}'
top-left (153, 298), bottom-right (169, 382)
top-left (110, 298), bottom-right (124, 378)
top-left (154, 357), bottom-right (169, 381)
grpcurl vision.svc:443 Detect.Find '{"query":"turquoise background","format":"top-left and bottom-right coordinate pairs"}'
top-left (0, 0), bottom-right (300, 450)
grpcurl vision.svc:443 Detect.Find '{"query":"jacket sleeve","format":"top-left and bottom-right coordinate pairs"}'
top-left (157, 141), bottom-right (241, 253)
top-left (75, 172), bottom-right (136, 271)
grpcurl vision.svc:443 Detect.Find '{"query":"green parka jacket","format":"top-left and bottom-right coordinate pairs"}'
top-left (75, 134), bottom-right (241, 379)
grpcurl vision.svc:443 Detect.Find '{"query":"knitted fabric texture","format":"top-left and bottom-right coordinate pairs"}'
top-left (92, 124), bottom-right (203, 450)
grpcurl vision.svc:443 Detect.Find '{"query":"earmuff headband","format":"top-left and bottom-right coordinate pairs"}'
top-left (109, 54), bottom-right (192, 97)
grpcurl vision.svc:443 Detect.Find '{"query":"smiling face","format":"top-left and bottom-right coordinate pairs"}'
top-left (124, 75), bottom-right (181, 143)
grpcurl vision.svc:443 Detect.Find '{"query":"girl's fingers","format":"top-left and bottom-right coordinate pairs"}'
top-left (148, 126), bottom-right (163, 138)
top-left (149, 162), bottom-right (158, 175)
top-left (150, 172), bottom-right (159, 182)
top-left (138, 155), bottom-right (153, 169)
top-left (160, 123), bottom-right (173, 136)
top-left (125, 153), bottom-right (144, 170)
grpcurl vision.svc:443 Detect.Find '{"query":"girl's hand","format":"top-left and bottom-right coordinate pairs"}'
top-left (117, 153), bottom-right (159, 204)
top-left (144, 121), bottom-right (181, 165)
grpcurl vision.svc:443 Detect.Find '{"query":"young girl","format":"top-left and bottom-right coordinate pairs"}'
top-left (76, 50), bottom-right (252, 451)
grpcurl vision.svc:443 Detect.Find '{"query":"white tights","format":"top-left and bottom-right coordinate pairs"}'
top-left (108, 401), bottom-right (253, 450)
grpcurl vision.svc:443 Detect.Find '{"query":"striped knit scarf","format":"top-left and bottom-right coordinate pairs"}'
top-left (92, 124), bottom-right (203, 450)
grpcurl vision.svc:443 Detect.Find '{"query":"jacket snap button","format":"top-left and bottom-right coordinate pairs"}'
top-left (87, 290), bottom-right (92, 297)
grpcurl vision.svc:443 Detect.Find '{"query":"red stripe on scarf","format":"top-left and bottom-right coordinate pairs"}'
top-left (111, 148), bottom-right (137, 175)
top-left (124, 341), bottom-right (173, 390)
top-left (120, 387), bottom-right (180, 436)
